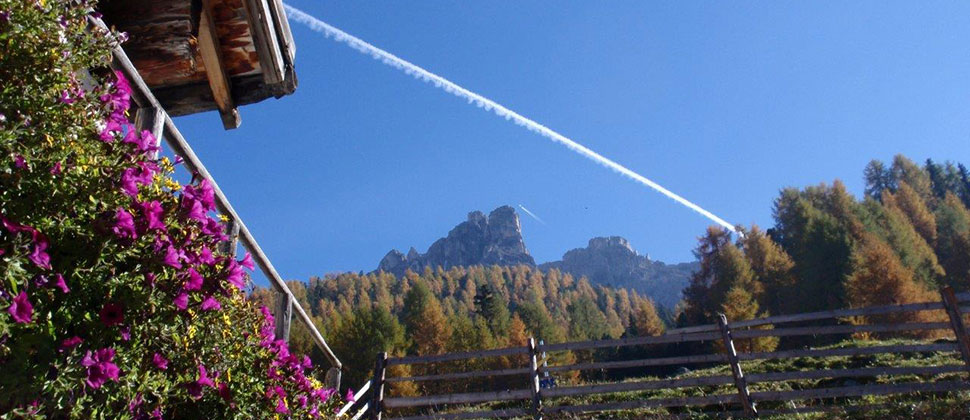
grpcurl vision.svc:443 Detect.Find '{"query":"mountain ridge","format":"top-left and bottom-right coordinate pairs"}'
top-left (376, 205), bottom-right (695, 308)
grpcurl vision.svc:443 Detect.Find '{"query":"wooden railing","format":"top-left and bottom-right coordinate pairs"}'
top-left (357, 287), bottom-right (970, 419)
top-left (88, 15), bottom-right (342, 385)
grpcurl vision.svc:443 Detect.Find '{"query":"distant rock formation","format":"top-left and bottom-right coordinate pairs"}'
top-left (376, 206), bottom-right (695, 309)
top-left (377, 206), bottom-right (535, 276)
top-left (540, 237), bottom-right (696, 309)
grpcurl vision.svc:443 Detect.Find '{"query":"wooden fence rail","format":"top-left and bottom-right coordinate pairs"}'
top-left (362, 287), bottom-right (970, 419)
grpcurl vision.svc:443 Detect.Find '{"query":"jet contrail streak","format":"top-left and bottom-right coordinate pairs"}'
top-left (518, 205), bottom-right (546, 225)
top-left (283, 4), bottom-right (739, 234)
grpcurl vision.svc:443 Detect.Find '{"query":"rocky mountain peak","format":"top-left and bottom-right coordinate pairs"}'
top-left (376, 206), bottom-right (535, 276)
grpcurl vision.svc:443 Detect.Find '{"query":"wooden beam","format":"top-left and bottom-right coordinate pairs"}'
top-left (198, 0), bottom-right (241, 129)
top-left (718, 314), bottom-right (756, 416)
top-left (241, 0), bottom-right (286, 84)
top-left (941, 286), bottom-right (970, 370)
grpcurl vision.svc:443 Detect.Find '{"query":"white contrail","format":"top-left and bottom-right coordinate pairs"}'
top-left (283, 4), bottom-right (739, 234)
top-left (518, 205), bottom-right (546, 225)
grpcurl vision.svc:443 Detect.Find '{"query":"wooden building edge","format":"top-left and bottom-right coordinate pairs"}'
top-left (100, 0), bottom-right (298, 129)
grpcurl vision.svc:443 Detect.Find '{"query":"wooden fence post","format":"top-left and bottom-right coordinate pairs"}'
top-left (718, 314), bottom-right (757, 417)
top-left (528, 338), bottom-right (543, 420)
top-left (941, 287), bottom-right (970, 370)
top-left (274, 291), bottom-right (292, 342)
top-left (371, 352), bottom-right (388, 420)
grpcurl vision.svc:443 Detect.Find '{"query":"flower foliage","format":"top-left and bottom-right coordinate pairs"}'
top-left (0, 1), bottom-right (341, 418)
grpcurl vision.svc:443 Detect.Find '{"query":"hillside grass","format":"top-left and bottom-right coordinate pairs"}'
top-left (392, 338), bottom-right (970, 419)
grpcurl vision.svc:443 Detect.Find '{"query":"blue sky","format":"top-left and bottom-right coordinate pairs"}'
top-left (174, 1), bottom-right (970, 285)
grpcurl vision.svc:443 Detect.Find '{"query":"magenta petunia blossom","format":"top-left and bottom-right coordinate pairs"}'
top-left (100, 302), bottom-right (124, 327)
top-left (99, 120), bottom-right (122, 142)
top-left (218, 382), bottom-right (232, 403)
top-left (120, 326), bottom-right (131, 341)
top-left (225, 260), bottom-right (246, 290)
top-left (162, 245), bottom-right (182, 269)
top-left (184, 268), bottom-right (203, 291)
top-left (59, 90), bottom-right (74, 104)
top-left (173, 292), bottom-right (188, 311)
top-left (112, 208), bottom-right (138, 239)
top-left (345, 388), bottom-right (356, 403)
top-left (138, 200), bottom-right (166, 231)
top-left (8, 291), bottom-right (33, 323)
top-left (53, 273), bottom-right (69, 293)
top-left (81, 348), bottom-right (120, 388)
top-left (14, 154), bottom-right (26, 169)
top-left (28, 238), bottom-right (51, 269)
top-left (275, 398), bottom-right (289, 414)
top-left (200, 296), bottom-right (221, 311)
top-left (184, 179), bottom-right (216, 212)
top-left (151, 353), bottom-right (168, 370)
top-left (60, 336), bottom-right (83, 351)
top-left (187, 364), bottom-right (216, 398)
top-left (240, 252), bottom-right (255, 271)
top-left (198, 246), bottom-right (216, 265)
top-left (181, 198), bottom-right (207, 223)
top-left (50, 162), bottom-right (62, 175)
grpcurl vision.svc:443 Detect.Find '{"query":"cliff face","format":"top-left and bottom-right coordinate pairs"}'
top-left (377, 206), bottom-right (535, 276)
top-left (376, 206), bottom-right (695, 308)
top-left (539, 237), bottom-right (696, 309)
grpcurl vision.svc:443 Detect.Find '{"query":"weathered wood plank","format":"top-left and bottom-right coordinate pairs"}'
top-left (383, 389), bottom-right (532, 409)
top-left (749, 380), bottom-right (970, 402)
top-left (541, 353), bottom-right (727, 374)
top-left (385, 368), bottom-right (531, 383)
top-left (372, 352), bottom-right (388, 420)
top-left (198, 0), bottom-right (241, 129)
top-left (746, 365), bottom-right (967, 383)
top-left (667, 301), bottom-right (946, 335)
top-left (539, 331), bottom-right (721, 353)
top-left (387, 346), bottom-right (529, 366)
top-left (527, 338), bottom-right (541, 420)
top-left (392, 408), bottom-right (527, 420)
top-left (731, 322), bottom-right (950, 339)
top-left (241, 0), bottom-right (285, 84)
top-left (273, 289), bottom-right (292, 341)
top-left (941, 287), bottom-right (970, 369)
top-left (541, 375), bottom-right (735, 398)
top-left (544, 394), bottom-right (740, 413)
top-left (739, 342), bottom-right (958, 361)
top-left (718, 314), bottom-right (755, 416)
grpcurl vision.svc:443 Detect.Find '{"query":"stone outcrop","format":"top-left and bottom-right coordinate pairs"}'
top-left (376, 206), bottom-right (535, 276)
top-left (540, 237), bottom-right (697, 309)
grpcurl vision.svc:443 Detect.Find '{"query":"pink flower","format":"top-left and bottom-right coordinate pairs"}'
top-left (173, 292), bottom-right (188, 311)
top-left (184, 268), bottom-right (203, 291)
top-left (28, 238), bottom-right (51, 269)
top-left (100, 120), bottom-right (122, 142)
top-left (112, 208), bottom-right (137, 239)
top-left (14, 155), bottom-right (26, 169)
top-left (345, 388), bottom-right (356, 403)
top-left (8, 291), bottom-right (33, 323)
top-left (152, 353), bottom-right (168, 370)
top-left (187, 364), bottom-right (215, 398)
top-left (99, 302), bottom-right (124, 327)
top-left (162, 245), bottom-right (182, 269)
top-left (200, 296), bottom-right (221, 311)
top-left (198, 246), bottom-right (216, 265)
top-left (180, 198), bottom-right (206, 223)
top-left (81, 348), bottom-right (120, 388)
top-left (59, 90), bottom-right (74, 104)
top-left (275, 398), bottom-right (289, 414)
top-left (120, 326), bottom-right (131, 341)
top-left (138, 200), bottom-right (165, 231)
top-left (226, 260), bottom-right (246, 290)
top-left (54, 273), bottom-right (69, 293)
top-left (218, 382), bottom-right (232, 402)
top-left (50, 162), bottom-right (62, 175)
top-left (60, 336), bottom-right (83, 351)
top-left (184, 180), bottom-right (216, 212)
top-left (240, 252), bottom-right (255, 271)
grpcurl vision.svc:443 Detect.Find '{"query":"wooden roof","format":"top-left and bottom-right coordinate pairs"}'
top-left (100, 0), bottom-right (297, 129)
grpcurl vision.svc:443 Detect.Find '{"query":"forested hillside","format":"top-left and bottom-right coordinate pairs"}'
top-left (253, 265), bottom-right (666, 387)
top-left (254, 154), bottom-right (970, 391)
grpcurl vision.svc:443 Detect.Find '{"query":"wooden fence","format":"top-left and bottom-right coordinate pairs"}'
top-left (340, 287), bottom-right (970, 419)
